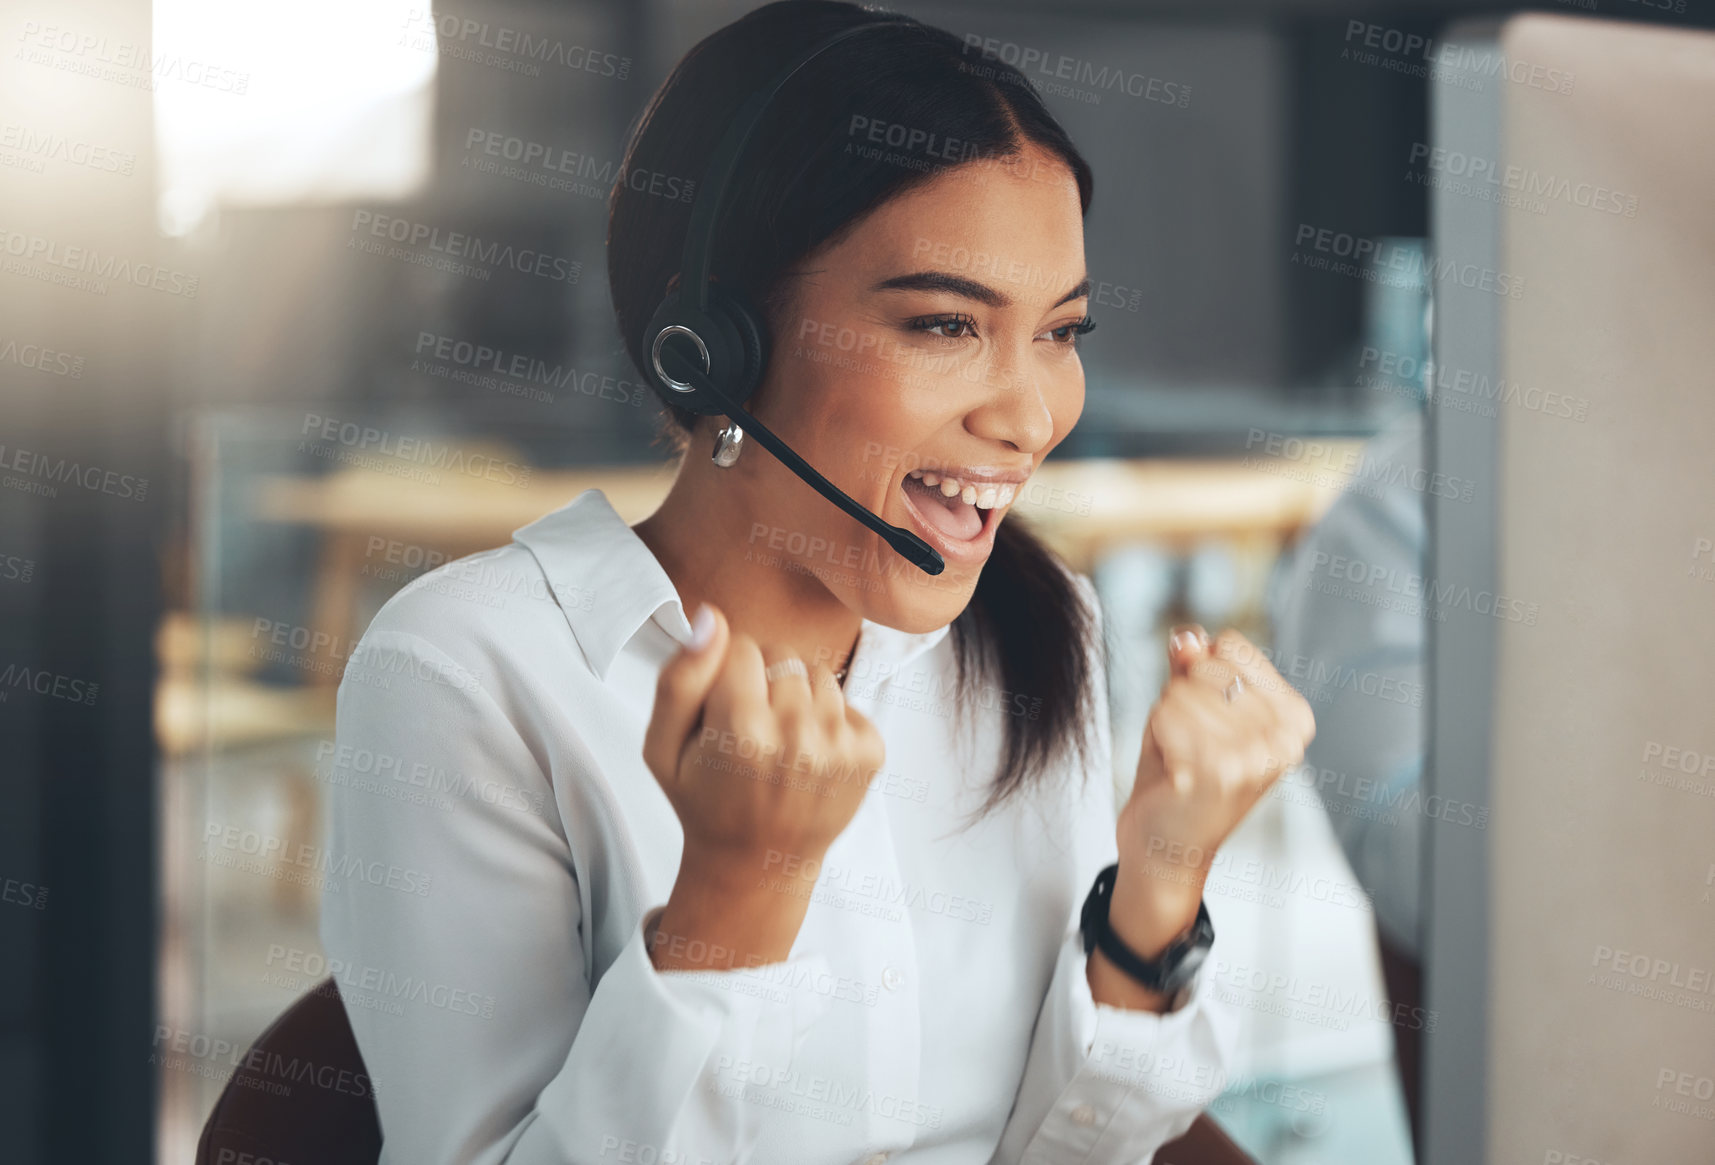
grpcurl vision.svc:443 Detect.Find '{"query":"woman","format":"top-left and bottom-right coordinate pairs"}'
top-left (320, 3), bottom-right (1315, 1163)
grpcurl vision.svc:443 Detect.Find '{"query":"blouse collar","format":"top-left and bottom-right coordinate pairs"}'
top-left (512, 489), bottom-right (952, 681)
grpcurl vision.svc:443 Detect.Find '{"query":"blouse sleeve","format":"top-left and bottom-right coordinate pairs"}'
top-left (318, 622), bottom-right (836, 1165)
top-left (991, 578), bottom-right (1239, 1165)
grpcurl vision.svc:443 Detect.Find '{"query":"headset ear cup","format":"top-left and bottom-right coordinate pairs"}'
top-left (644, 293), bottom-right (733, 417)
top-left (708, 285), bottom-right (770, 404)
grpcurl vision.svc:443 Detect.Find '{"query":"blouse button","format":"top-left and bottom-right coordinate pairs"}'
top-left (1070, 1103), bottom-right (1099, 1126)
top-left (881, 965), bottom-right (904, 991)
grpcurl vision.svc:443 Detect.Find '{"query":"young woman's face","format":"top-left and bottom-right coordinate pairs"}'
top-left (736, 141), bottom-right (1089, 634)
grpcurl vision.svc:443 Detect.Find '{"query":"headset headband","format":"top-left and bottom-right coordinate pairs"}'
top-left (676, 17), bottom-right (910, 311)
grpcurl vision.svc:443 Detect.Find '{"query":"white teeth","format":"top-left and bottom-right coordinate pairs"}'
top-left (906, 468), bottom-right (1021, 509)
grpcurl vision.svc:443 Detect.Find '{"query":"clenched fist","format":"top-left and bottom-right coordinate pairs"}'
top-left (1102, 625), bottom-right (1317, 981)
top-left (642, 602), bottom-right (884, 972)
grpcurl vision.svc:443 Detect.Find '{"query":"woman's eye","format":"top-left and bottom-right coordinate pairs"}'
top-left (907, 313), bottom-right (979, 340)
top-left (1047, 316), bottom-right (1097, 345)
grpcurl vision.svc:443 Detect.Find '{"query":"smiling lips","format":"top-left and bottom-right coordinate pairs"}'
top-left (900, 467), bottom-right (1021, 542)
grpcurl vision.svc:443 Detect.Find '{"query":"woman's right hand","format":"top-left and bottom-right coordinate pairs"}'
top-left (641, 602), bottom-right (884, 971)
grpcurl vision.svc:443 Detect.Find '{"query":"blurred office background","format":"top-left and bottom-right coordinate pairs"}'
top-left (3, 1), bottom-right (1709, 1163)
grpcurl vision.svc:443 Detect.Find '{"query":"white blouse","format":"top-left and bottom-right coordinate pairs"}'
top-left (318, 489), bottom-right (1235, 1165)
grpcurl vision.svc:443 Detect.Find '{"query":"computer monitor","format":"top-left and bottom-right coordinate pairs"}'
top-left (1425, 13), bottom-right (1715, 1165)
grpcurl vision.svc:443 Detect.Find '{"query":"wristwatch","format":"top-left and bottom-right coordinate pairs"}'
top-left (1080, 863), bottom-right (1214, 1000)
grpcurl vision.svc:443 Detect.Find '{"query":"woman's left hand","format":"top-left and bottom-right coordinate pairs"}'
top-left (1110, 624), bottom-right (1317, 955)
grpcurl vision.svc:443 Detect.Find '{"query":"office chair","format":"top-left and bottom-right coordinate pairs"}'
top-left (197, 977), bottom-right (1257, 1165)
top-left (196, 977), bottom-right (382, 1165)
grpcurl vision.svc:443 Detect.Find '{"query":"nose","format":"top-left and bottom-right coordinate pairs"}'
top-left (962, 347), bottom-right (1057, 455)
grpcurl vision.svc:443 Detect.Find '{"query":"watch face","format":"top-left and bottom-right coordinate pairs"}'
top-left (1170, 943), bottom-right (1210, 989)
top-left (1159, 920), bottom-right (1214, 995)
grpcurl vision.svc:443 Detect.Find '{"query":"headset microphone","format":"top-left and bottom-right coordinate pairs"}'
top-left (638, 18), bottom-right (947, 578)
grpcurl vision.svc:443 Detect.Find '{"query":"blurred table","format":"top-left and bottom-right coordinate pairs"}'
top-left (242, 450), bottom-right (1362, 688)
top-left (251, 449), bottom-right (1363, 568)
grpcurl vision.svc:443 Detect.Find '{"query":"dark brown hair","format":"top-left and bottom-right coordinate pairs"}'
top-left (607, 0), bottom-right (1100, 816)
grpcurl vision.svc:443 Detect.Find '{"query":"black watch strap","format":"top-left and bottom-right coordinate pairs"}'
top-left (1080, 863), bottom-right (1214, 995)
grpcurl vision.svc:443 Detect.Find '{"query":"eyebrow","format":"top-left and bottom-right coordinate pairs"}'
top-left (871, 270), bottom-right (1092, 311)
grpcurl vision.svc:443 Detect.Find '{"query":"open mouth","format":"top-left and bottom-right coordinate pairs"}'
top-left (900, 469), bottom-right (1018, 543)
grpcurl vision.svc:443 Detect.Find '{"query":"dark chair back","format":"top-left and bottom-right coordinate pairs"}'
top-left (195, 977), bottom-right (382, 1165)
top-left (198, 976), bottom-right (1255, 1165)
top-left (1157, 1111), bottom-right (1256, 1165)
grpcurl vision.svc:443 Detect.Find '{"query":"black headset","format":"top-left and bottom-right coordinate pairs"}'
top-left (639, 18), bottom-right (947, 577)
